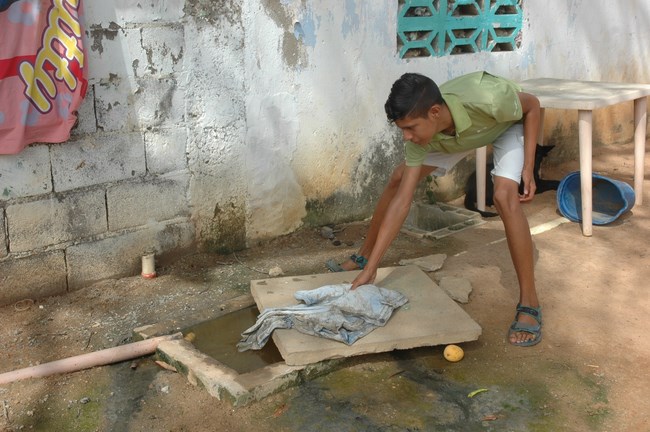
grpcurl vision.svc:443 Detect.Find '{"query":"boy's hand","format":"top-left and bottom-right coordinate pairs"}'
top-left (350, 267), bottom-right (377, 290)
top-left (517, 91), bottom-right (541, 203)
top-left (519, 168), bottom-right (536, 202)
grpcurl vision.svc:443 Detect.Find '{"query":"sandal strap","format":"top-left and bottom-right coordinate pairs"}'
top-left (350, 254), bottom-right (368, 269)
top-left (510, 321), bottom-right (541, 333)
top-left (515, 305), bottom-right (542, 324)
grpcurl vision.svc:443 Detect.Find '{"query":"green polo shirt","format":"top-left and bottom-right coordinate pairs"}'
top-left (405, 71), bottom-right (523, 167)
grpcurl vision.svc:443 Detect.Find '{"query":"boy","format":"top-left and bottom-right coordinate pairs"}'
top-left (327, 71), bottom-right (542, 346)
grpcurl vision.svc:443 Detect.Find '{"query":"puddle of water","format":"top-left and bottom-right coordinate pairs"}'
top-left (183, 306), bottom-right (284, 374)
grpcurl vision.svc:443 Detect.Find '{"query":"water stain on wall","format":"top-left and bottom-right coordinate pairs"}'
top-left (302, 137), bottom-right (402, 226)
top-left (203, 200), bottom-right (247, 253)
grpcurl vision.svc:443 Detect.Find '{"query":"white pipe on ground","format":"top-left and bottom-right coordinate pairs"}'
top-left (0, 333), bottom-right (182, 385)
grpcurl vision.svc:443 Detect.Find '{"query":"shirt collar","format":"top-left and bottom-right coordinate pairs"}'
top-left (436, 94), bottom-right (471, 138)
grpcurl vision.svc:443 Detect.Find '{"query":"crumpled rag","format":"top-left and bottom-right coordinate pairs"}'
top-left (237, 284), bottom-right (408, 351)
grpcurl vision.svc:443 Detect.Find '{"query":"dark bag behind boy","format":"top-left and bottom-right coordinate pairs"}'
top-left (464, 144), bottom-right (560, 218)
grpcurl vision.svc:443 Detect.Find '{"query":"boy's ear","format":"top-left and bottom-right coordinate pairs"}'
top-left (427, 104), bottom-right (442, 118)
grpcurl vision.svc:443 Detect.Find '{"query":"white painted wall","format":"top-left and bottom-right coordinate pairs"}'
top-left (241, 0), bottom-right (650, 237)
top-left (0, 0), bottom-right (648, 303)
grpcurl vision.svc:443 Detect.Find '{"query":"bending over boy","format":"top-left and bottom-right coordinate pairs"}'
top-left (327, 71), bottom-right (543, 347)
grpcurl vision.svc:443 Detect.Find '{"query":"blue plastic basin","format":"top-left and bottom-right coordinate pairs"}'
top-left (556, 171), bottom-right (635, 225)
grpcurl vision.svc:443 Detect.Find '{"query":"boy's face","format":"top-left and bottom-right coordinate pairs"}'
top-left (394, 105), bottom-right (442, 146)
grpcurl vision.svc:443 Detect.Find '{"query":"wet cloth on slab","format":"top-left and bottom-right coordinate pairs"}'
top-left (237, 284), bottom-right (408, 351)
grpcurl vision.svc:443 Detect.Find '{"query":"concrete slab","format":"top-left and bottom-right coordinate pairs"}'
top-left (250, 265), bottom-right (482, 366)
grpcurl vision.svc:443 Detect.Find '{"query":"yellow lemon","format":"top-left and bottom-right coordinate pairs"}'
top-left (443, 344), bottom-right (464, 362)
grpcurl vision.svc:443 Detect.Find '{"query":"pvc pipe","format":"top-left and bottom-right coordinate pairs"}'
top-left (141, 253), bottom-right (156, 279)
top-left (0, 333), bottom-right (182, 385)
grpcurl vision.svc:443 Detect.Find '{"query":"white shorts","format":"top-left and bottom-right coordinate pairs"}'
top-left (423, 123), bottom-right (524, 183)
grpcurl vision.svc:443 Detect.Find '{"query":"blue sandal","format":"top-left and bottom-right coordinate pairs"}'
top-left (508, 304), bottom-right (542, 347)
top-left (325, 254), bottom-right (368, 272)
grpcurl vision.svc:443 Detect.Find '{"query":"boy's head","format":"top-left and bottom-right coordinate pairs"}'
top-left (385, 73), bottom-right (447, 145)
top-left (384, 73), bottom-right (443, 123)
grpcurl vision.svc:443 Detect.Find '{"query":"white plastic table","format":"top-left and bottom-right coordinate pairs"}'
top-left (475, 78), bottom-right (650, 236)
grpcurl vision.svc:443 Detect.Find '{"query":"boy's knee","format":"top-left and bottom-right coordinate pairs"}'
top-left (492, 186), bottom-right (518, 211)
top-left (492, 187), bottom-right (507, 204)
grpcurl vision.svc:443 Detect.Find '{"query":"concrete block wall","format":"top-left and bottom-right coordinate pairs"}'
top-left (0, 145), bottom-right (195, 305)
top-left (0, 1), bottom-right (200, 306)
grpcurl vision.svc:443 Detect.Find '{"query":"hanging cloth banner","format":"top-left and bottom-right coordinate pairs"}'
top-left (0, 0), bottom-right (87, 155)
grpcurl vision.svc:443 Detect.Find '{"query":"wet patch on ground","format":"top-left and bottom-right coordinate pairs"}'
top-left (265, 345), bottom-right (611, 432)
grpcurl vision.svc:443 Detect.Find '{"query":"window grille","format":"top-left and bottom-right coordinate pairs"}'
top-left (397, 0), bottom-right (522, 58)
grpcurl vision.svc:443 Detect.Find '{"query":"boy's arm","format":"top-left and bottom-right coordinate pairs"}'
top-left (518, 91), bottom-right (541, 202)
top-left (350, 164), bottom-right (422, 289)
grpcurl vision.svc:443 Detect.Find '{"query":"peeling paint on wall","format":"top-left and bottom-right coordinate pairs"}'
top-left (88, 22), bottom-right (120, 55)
top-left (342, 0), bottom-right (361, 38)
top-left (292, 12), bottom-right (316, 47)
top-left (283, 28), bottom-right (307, 69)
top-left (261, 0), bottom-right (309, 68)
top-left (184, 0), bottom-right (242, 26)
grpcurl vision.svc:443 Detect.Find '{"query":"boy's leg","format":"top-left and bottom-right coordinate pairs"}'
top-left (491, 124), bottom-right (541, 345)
top-left (492, 176), bottom-right (540, 344)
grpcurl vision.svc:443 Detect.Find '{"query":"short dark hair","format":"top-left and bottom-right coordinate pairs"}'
top-left (384, 73), bottom-right (443, 122)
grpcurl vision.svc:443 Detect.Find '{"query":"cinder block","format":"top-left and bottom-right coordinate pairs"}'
top-left (94, 76), bottom-right (136, 131)
top-left (7, 190), bottom-right (107, 252)
top-left (0, 145), bottom-right (52, 200)
top-left (137, 25), bottom-right (184, 77)
top-left (0, 251), bottom-right (67, 306)
top-left (70, 84), bottom-right (97, 136)
top-left (66, 220), bottom-right (195, 290)
top-left (132, 76), bottom-right (185, 130)
top-left (87, 24), bottom-right (183, 80)
top-left (0, 211), bottom-right (6, 258)
top-left (107, 173), bottom-right (190, 230)
top-left (51, 132), bottom-right (146, 192)
top-left (145, 128), bottom-right (188, 174)
top-left (85, 0), bottom-right (184, 28)
top-left (86, 27), bottom-right (139, 82)
top-left (95, 75), bottom-right (184, 132)
top-left (183, 24), bottom-right (245, 128)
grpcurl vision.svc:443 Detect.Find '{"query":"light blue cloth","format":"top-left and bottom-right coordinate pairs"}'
top-left (237, 284), bottom-right (408, 351)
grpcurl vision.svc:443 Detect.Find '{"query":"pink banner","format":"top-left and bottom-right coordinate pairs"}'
top-left (0, 0), bottom-right (87, 154)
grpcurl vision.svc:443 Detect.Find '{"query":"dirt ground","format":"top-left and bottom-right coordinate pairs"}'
top-left (0, 150), bottom-right (649, 432)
